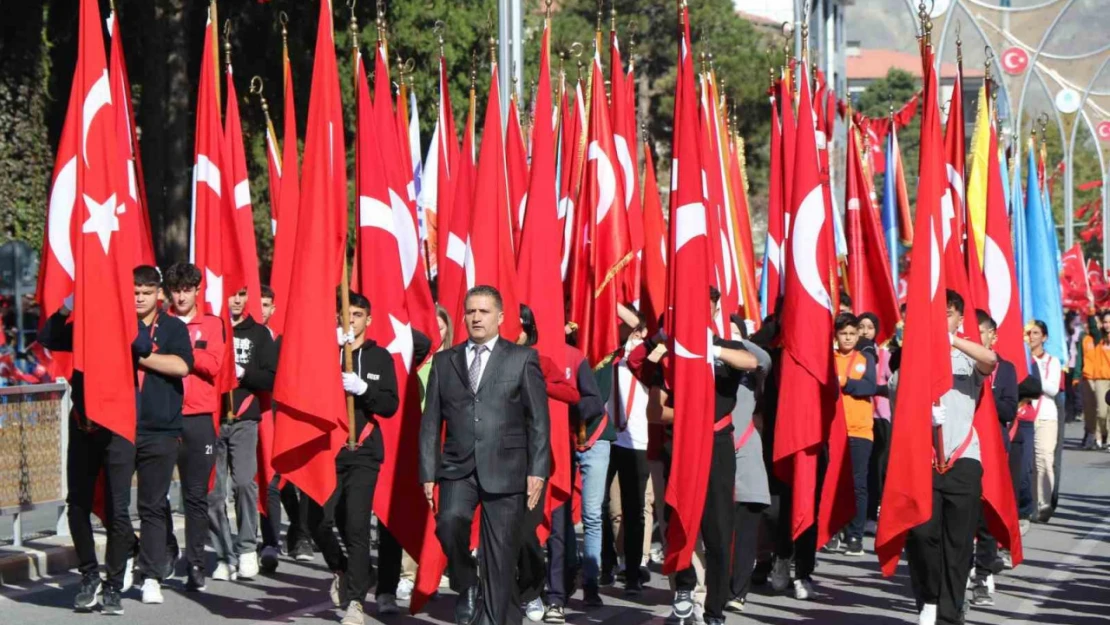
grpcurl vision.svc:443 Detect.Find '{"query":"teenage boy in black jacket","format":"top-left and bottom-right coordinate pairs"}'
top-left (317, 291), bottom-right (399, 625)
top-left (40, 265), bottom-right (193, 614)
top-left (208, 288), bottom-right (277, 581)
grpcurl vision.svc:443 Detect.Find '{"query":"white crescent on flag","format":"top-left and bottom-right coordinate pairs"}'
top-left (48, 157), bottom-right (78, 280)
top-left (588, 141), bottom-right (617, 225)
top-left (792, 187), bottom-right (832, 313)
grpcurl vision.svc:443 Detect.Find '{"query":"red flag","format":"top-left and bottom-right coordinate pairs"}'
top-left (610, 29), bottom-right (644, 305)
top-left (1060, 245), bottom-right (1089, 304)
top-left (846, 119), bottom-right (901, 344)
top-left (516, 21), bottom-right (570, 542)
top-left (271, 0), bottom-right (348, 507)
top-left (779, 75), bottom-right (798, 253)
top-left (772, 61), bottom-right (845, 543)
top-left (224, 68), bottom-right (263, 322)
top-left (890, 125), bottom-right (915, 247)
top-left (662, 6), bottom-right (715, 575)
top-left (268, 41), bottom-right (301, 337)
top-left (763, 87), bottom-right (785, 313)
top-left (55, 0), bottom-right (138, 441)
top-left (466, 63), bottom-right (523, 342)
top-left (438, 90), bottom-right (476, 339)
top-left (724, 126), bottom-right (760, 326)
top-left (558, 81), bottom-right (586, 283)
top-left (982, 119), bottom-right (1027, 381)
top-left (190, 4), bottom-right (239, 396)
top-left (506, 96), bottom-right (530, 253)
top-left (698, 74), bottom-right (736, 338)
top-left (373, 44), bottom-right (440, 358)
top-left (352, 48), bottom-right (444, 614)
top-left (640, 140), bottom-right (667, 336)
top-left (876, 45), bottom-right (955, 576)
top-left (107, 8), bottom-right (154, 269)
top-left (424, 54), bottom-right (458, 281)
top-left (944, 65), bottom-right (967, 251)
top-left (567, 53), bottom-right (632, 366)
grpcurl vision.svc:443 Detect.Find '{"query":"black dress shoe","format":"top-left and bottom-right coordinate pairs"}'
top-left (455, 586), bottom-right (479, 625)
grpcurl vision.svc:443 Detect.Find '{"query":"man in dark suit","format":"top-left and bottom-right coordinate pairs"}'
top-left (420, 285), bottom-right (550, 625)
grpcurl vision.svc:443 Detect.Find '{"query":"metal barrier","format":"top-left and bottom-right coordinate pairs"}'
top-left (0, 382), bottom-right (69, 547)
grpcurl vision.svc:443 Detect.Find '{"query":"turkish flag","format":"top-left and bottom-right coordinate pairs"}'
top-left (724, 125), bottom-right (760, 326)
top-left (698, 74), bottom-right (736, 338)
top-left (846, 119), bottom-right (901, 344)
top-left (506, 96), bottom-right (530, 253)
top-left (55, 0), bottom-right (138, 441)
top-left (945, 66), bottom-right (967, 252)
top-left (422, 54), bottom-right (458, 281)
top-left (517, 21), bottom-right (570, 543)
top-left (271, 0), bottom-right (348, 507)
top-left (876, 45), bottom-right (956, 576)
top-left (268, 47), bottom-right (300, 337)
top-left (567, 53), bottom-right (633, 367)
top-left (779, 75), bottom-right (798, 255)
top-left (772, 62), bottom-right (844, 543)
top-left (662, 6), bottom-right (715, 575)
top-left (224, 69), bottom-right (263, 322)
top-left (558, 81), bottom-right (586, 283)
top-left (761, 87), bottom-right (785, 317)
top-left (640, 142), bottom-right (667, 337)
top-left (372, 45), bottom-right (440, 358)
top-left (190, 5), bottom-right (239, 397)
top-left (437, 93), bottom-right (476, 339)
top-left (610, 30), bottom-right (644, 306)
top-left (465, 64), bottom-right (523, 342)
top-left (107, 9), bottom-right (154, 270)
top-left (352, 50), bottom-right (444, 614)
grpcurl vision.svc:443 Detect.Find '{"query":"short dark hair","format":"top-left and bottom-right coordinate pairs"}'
top-left (134, 265), bottom-right (161, 288)
top-left (260, 284), bottom-right (275, 300)
top-left (163, 263), bottom-right (202, 291)
top-left (858, 312), bottom-right (880, 335)
top-left (348, 291), bottom-right (371, 314)
top-left (946, 289), bottom-right (964, 315)
top-left (465, 285), bottom-right (503, 311)
top-left (520, 304), bottom-right (538, 347)
top-left (709, 286), bottom-right (721, 304)
top-left (839, 291), bottom-right (852, 309)
top-left (1030, 319), bottom-right (1048, 337)
top-left (975, 309), bottom-right (997, 331)
top-left (834, 312), bottom-right (859, 332)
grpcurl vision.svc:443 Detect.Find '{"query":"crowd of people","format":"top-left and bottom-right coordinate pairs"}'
top-left (38, 263), bottom-right (1091, 625)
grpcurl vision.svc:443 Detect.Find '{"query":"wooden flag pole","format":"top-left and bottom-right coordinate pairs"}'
top-left (342, 0), bottom-right (359, 451)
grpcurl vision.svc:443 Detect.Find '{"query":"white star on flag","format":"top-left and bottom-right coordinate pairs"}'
top-left (82, 193), bottom-right (120, 254)
top-left (205, 268), bottom-right (224, 317)
top-left (385, 314), bottom-right (414, 372)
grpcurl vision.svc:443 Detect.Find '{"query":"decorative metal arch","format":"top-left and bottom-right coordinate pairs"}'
top-left (1066, 55), bottom-right (1110, 255)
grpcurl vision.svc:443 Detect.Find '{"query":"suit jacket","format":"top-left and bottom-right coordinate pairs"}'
top-left (419, 339), bottom-right (551, 494)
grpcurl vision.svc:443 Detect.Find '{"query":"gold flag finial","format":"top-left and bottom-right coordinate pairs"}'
top-left (279, 11), bottom-right (289, 48)
top-left (434, 20), bottom-right (446, 56)
top-left (348, 1), bottom-right (359, 52)
top-left (223, 19), bottom-right (232, 71)
top-left (250, 76), bottom-right (266, 111)
top-left (610, 6), bottom-right (617, 33)
top-left (545, 0), bottom-right (553, 21)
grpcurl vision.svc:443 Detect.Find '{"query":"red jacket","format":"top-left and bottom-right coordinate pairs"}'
top-left (175, 312), bottom-right (226, 416)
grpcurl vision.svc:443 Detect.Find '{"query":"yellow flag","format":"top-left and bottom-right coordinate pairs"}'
top-left (966, 85), bottom-right (991, 260)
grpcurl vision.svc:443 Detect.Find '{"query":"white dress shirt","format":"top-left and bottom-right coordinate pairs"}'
top-left (465, 336), bottom-right (499, 387)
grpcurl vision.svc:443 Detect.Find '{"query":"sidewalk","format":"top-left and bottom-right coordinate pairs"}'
top-left (0, 513), bottom-right (186, 586)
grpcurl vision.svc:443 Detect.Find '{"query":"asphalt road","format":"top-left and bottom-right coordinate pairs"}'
top-left (2, 422), bottom-right (1107, 625)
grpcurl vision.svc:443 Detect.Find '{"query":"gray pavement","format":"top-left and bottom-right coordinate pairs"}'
top-left (2, 422), bottom-right (1107, 625)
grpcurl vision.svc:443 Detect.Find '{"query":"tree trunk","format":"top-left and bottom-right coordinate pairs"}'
top-left (135, 0), bottom-right (194, 265)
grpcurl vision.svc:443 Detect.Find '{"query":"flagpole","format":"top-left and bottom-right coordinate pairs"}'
top-left (341, 2), bottom-right (359, 451)
top-left (223, 18), bottom-right (237, 422)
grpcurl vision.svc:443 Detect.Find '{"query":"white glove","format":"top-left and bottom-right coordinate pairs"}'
top-left (743, 319), bottom-right (757, 337)
top-left (235, 364), bottom-right (245, 379)
top-left (931, 404), bottom-right (947, 427)
top-left (337, 327), bottom-right (355, 346)
top-left (342, 372), bottom-right (368, 396)
top-left (61, 293), bottom-right (75, 315)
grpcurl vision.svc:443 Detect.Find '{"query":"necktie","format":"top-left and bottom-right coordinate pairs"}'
top-left (469, 344), bottom-right (488, 392)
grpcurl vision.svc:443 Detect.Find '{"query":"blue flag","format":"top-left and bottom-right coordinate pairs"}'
top-left (1023, 145), bottom-right (1067, 365)
top-left (881, 132), bottom-right (900, 291)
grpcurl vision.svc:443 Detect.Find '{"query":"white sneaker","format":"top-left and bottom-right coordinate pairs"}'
top-left (771, 558), bottom-right (791, 592)
top-left (212, 561), bottom-right (236, 582)
top-left (1019, 519), bottom-right (1031, 536)
top-left (377, 593), bottom-right (400, 615)
top-left (341, 600), bottom-right (365, 625)
top-left (395, 578), bottom-right (414, 601)
top-left (986, 573), bottom-right (995, 594)
top-left (141, 578), bottom-right (164, 605)
top-left (793, 578), bottom-right (812, 600)
top-left (524, 597), bottom-right (545, 622)
top-left (330, 572), bottom-right (348, 608)
top-left (918, 603), bottom-right (937, 625)
top-left (121, 557), bottom-right (135, 593)
top-left (237, 551), bottom-right (259, 579)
